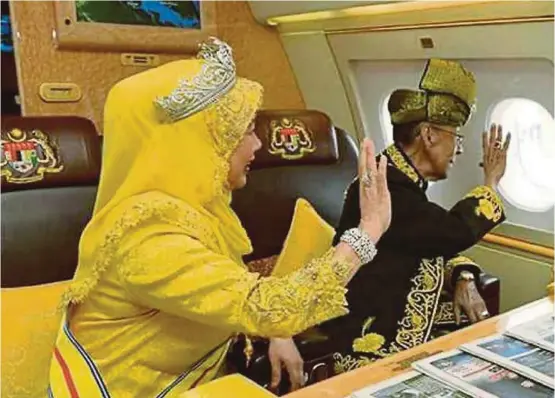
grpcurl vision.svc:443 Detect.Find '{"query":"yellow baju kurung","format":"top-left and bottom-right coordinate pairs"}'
top-left (48, 39), bottom-right (351, 397)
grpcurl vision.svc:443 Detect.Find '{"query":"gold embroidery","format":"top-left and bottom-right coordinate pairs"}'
top-left (243, 248), bottom-right (350, 337)
top-left (206, 78), bottom-right (263, 197)
top-left (112, 211), bottom-right (350, 339)
top-left (268, 118), bottom-right (316, 160)
top-left (385, 145), bottom-right (420, 186)
top-left (420, 59), bottom-right (476, 111)
top-left (388, 90), bottom-right (427, 125)
top-left (333, 258), bottom-right (444, 373)
top-left (376, 257), bottom-right (444, 356)
top-left (1, 128), bottom-right (64, 184)
top-left (352, 316), bottom-right (386, 354)
top-left (333, 353), bottom-right (375, 374)
top-left (389, 59), bottom-right (476, 128)
top-left (61, 193), bottom-right (220, 307)
top-left (433, 301), bottom-right (468, 325)
top-left (353, 333), bottom-right (386, 354)
top-left (464, 185), bottom-right (504, 222)
top-left (362, 316), bottom-right (376, 334)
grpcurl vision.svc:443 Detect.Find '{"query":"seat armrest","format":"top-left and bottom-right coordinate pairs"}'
top-left (478, 272), bottom-right (500, 316)
top-left (227, 328), bottom-right (334, 395)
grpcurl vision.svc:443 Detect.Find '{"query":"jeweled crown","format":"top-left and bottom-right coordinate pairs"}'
top-left (154, 37), bottom-right (237, 123)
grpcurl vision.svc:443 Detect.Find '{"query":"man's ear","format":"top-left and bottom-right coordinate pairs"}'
top-left (419, 122), bottom-right (435, 148)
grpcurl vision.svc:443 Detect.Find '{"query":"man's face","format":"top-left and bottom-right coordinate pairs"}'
top-left (422, 123), bottom-right (463, 181)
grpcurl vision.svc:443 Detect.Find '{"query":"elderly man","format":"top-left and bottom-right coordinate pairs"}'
top-left (320, 58), bottom-right (511, 373)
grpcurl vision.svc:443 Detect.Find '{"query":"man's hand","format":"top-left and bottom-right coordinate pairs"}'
top-left (268, 338), bottom-right (305, 392)
top-left (482, 123), bottom-right (511, 189)
top-left (454, 280), bottom-right (489, 324)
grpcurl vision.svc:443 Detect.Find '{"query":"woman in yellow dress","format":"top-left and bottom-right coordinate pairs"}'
top-left (48, 38), bottom-right (391, 397)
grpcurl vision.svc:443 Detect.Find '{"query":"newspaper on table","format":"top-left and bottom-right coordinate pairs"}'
top-left (348, 370), bottom-right (472, 398)
top-left (504, 313), bottom-right (554, 353)
top-left (413, 349), bottom-right (554, 398)
top-left (461, 334), bottom-right (554, 388)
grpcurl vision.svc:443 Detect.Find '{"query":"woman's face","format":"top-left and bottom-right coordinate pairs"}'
top-left (227, 122), bottom-right (262, 190)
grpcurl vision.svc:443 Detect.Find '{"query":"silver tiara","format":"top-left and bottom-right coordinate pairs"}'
top-left (154, 37), bottom-right (237, 123)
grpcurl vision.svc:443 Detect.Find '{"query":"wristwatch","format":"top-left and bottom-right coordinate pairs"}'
top-left (457, 270), bottom-right (475, 282)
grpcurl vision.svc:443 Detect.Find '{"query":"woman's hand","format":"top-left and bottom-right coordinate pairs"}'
top-left (268, 338), bottom-right (305, 392)
top-left (482, 124), bottom-right (511, 190)
top-left (358, 138), bottom-right (391, 243)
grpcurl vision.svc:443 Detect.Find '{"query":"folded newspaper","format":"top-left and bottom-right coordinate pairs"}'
top-left (505, 313), bottom-right (554, 353)
top-left (348, 370), bottom-right (472, 398)
top-left (413, 349), bottom-right (554, 398)
top-left (461, 334), bottom-right (554, 388)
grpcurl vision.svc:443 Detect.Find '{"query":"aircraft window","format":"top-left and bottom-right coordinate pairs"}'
top-left (488, 98), bottom-right (555, 212)
top-left (380, 93), bottom-right (394, 146)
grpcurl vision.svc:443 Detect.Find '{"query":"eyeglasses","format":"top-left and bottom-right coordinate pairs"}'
top-left (431, 125), bottom-right (464, 152)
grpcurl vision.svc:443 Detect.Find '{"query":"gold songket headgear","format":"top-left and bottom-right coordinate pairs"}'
top-left (388, 59), bottom-right (477, 128)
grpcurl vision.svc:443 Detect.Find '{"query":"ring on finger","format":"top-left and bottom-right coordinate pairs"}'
top-left (494, 140), bottom-right (503, 149)
top-left (361, 172), bottom-right (372, 187)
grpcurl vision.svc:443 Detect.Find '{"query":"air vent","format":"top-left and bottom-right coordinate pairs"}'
top-left (419, 36), bottom-right (434, 49)
top-left (39, 83), bottom-right (82, 103)
top-left (121, 53), bottom-right (160, 67)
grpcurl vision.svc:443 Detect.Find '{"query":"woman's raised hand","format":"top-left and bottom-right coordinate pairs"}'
top-left (358, 138), bottom-right (391, 243)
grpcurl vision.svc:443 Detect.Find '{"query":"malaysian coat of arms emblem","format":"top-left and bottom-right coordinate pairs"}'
top-left (1, 128), bottom-right (64, 184)
top-left (268, 118), bottom-right (316, 160)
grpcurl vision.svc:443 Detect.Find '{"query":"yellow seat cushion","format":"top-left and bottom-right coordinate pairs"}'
top-left (181, 374), bottom-right (277, 398)
top-left (1, 280), bottom-right (69, 398)
top-left (272, 198), bottom-right (335, 277)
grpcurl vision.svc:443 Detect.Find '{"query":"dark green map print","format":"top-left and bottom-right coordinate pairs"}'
top-left (76, 1), bottom-right (201, 29)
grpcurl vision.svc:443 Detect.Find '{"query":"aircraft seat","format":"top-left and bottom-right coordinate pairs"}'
top-left (1, 115), bottom-right (101, 397)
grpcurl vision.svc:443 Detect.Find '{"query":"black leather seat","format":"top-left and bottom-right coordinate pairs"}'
top-left (232, 109), bottom-right (358, 263)
top-left (1, 116), bottom-right (101, 287)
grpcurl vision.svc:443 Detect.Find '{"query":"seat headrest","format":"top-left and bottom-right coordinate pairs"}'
top-left (252, 110), bottom-right (339, 169)
top-left (1, 116), bottom-right (101, 192)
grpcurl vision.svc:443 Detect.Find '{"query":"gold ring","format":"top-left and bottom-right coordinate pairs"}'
top-left (494, 141), bottom-right (502, 149)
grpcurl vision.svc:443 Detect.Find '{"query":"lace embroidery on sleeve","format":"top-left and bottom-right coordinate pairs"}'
top-left (241, 249), bottom-right (350, 337)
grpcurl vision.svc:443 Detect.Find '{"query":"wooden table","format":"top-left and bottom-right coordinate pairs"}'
top-left (285, 298), bottom-right (553, 398)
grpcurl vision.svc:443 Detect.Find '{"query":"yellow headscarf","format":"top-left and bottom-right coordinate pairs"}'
top-left (62, 39), bottom-right (263, 305)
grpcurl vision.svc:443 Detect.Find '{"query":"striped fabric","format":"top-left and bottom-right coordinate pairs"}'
top-left (48, 311), bottom-right (231, 397)
top-left (48, 314), bottom-right (110, 398)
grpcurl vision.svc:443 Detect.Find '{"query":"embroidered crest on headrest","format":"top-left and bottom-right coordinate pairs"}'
top-left (1, 128), bottom-right (64, 184)
top-left (268, 118), bottom-right (316, 160)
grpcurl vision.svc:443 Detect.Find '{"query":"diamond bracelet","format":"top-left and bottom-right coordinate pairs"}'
top-left (339, 227), bottom-right (378, 264)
